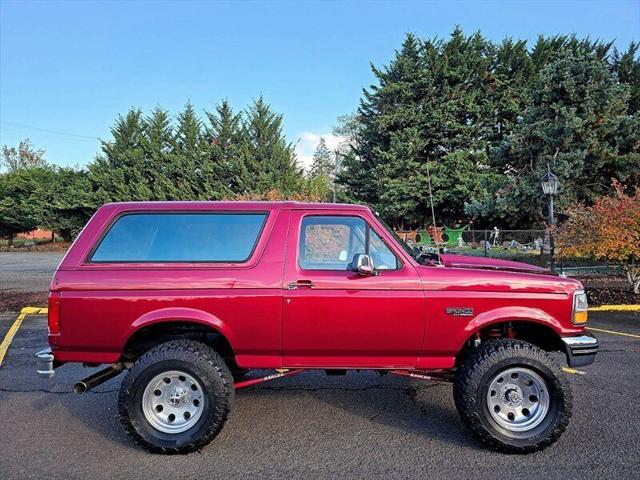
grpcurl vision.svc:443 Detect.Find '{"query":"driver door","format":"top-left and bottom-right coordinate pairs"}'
top-left (281, 209), bottom-right (426, 368)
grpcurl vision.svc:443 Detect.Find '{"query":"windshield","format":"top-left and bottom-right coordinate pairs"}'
top-left (373, 211), bottom-right (421, 261)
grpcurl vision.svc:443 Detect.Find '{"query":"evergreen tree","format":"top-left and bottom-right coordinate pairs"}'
top-left (33, 167), bottom-right (93, 241)
top-left (340, 31), bottom-right (500, 227)
top-left (241, 96), bottom-right (303, 195)
top-left (338, 28), bottom-right (639, 228)
top-left (611, 42), bottom-right (640, 113)
top-left (170, 102), bottom-right (212, 200)
top-left (0, 167), bottom-right (45, 243)
top-left (340, 33), bottom-right (426, 225)
top-left (89, 109), bottom-right (152, 203)
top-left (487, 38), bottom-right (534, 145)
top-left (0, 141), bottom-right (90, 243)
top-left (205, 100), bottom-right (247, 196)
top-left (309, 137), bottom-right (334, 178)
top-left (478, 53), bottom-right (639, 226)
top-left (143, 106), bottom-right (175, 200)
top-left (307, 137), bottom-right (334, 201)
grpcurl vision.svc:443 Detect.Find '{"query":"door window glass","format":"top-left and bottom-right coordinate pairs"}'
top-left (299, 216), bottom-right (398, 271)
top-left (369, 229), bottom-right (399, 270)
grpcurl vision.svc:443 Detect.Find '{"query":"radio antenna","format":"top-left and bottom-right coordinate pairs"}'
top-left (425, 160), bottom-right (443, 265)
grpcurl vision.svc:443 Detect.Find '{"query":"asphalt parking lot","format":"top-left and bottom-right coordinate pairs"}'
top-left (0, 252), bottom-right (64, 292)
top-left (0, 309), bottom-right (639, 479)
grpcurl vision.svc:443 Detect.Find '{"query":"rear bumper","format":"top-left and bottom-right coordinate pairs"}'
top-left (562, 333), bottom-right (598, 367)
top-left (35, 347), bottom-right (56, 378)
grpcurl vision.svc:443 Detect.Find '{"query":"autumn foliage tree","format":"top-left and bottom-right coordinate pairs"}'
top-left (556, 182), bottom-right (640, 293)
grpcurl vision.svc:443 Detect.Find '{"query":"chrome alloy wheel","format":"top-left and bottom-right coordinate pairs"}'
top-left (486, 367), bottom-right (550, 433)
top-left (142, 370), bottom-right (205, 434)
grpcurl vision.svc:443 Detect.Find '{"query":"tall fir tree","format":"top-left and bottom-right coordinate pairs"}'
top-left (143, 106), bottom-right (174, 200)
top-left (241, 96), bottom-right (303, 195)
top-left (309, 137), bottom-right (334, 178)
top-left (472, 53), bottom-right (640, 226)
top-left (338, 28), bottom-right (639, 228)
top-left (205, 100), bottom-right (247, 196)
top-left (89, 109), bottom-right (152, 204)
top-left (340, 31), bottom-right (499, 227)
top-left (171, 102), bottom-right (212, 200)
top-left (611, 42), bottom-right (640, 114)
top-left (307, 137), bottom-right (334, 201)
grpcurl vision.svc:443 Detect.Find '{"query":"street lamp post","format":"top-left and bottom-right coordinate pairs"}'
top-left (541, 168), bottom-right (559, 271)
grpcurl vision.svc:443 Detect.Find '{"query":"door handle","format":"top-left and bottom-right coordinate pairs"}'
top-left (288, 280), bottom-right (315, 290)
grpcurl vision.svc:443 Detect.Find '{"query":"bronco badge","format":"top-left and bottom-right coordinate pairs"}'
top-left (446, 307), bottom-right (474, 317)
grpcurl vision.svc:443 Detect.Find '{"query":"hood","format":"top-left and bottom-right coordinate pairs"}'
top-left (437, 253), bottom-right (549, 274)
top-left (416, 254), bottom-right (580, 295)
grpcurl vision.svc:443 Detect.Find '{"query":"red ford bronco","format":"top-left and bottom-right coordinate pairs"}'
top-left (36, 201), bottom-right (597, 454)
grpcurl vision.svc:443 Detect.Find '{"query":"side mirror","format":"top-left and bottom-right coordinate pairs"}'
top-left (351, 253), bottom-right (377, 276)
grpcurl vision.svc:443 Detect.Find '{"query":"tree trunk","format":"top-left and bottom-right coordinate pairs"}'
top-left (60, 229), bottom-right (73, 242)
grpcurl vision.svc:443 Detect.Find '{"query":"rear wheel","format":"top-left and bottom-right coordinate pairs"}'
top-left (453, 339), bottom-right (572, 453)
top-left (118, 339), bottom-right (233, 454)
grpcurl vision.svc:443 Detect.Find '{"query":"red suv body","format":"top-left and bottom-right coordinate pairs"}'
top-left (37, 201), bottom-right (597, 453)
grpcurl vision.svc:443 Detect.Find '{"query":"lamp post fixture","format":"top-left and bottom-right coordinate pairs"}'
top-left (541, 168), bottom-right (559, 271)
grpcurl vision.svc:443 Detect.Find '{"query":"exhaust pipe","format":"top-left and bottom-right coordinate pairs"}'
top-left (74, 364), bottom-right (124, 394)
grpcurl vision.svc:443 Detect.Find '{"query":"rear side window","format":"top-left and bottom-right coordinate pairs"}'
top-left (90, 212), bottom-right (267, 263)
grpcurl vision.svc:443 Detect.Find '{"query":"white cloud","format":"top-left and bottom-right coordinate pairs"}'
top-left (294, 131), bottom-right (345, 172)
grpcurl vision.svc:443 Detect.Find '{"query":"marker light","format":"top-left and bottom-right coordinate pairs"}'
top-left (572, 290), bottom-right (589, 325)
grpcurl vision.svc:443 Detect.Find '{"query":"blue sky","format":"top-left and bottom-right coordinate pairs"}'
top-left (1, 0), bottom-right (638, 170)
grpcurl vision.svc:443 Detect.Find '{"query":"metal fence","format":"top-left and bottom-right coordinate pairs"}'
top-left (397, 228), bottom-right (617, 276)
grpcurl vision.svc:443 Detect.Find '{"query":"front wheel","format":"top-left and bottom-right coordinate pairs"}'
top-left (453, 339), bottom-right (572, 453)
top-left (118, 339), bottom-right (234, 454)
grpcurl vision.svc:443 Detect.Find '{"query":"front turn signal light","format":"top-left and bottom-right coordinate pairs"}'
top-left (572, 290), bottom-right (589, 325)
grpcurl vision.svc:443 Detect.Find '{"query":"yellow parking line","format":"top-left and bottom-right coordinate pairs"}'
top-left (586, 327), bottom-right (640, 339)
top-left (0, 307), bottom-right (48, 367)
top-left (589, 305), bottom-right (640, 312)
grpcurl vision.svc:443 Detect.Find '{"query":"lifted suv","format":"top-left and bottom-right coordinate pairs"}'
top-left (36, 201), bottom-right (597, 453)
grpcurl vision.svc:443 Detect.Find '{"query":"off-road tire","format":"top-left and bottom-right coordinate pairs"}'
top-left (118, 339), bottom-right (234, 454)
top-left (453, 339), bottom-right (572, 453)
top-left (225, 358), bottom-right (251, 380)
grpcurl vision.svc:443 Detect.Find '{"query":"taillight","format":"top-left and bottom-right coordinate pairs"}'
top-left (48, 292), bottom-right (61, 334)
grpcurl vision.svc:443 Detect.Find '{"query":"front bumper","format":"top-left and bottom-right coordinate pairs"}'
top-left (35, 347), bottom-right (55, 378)
top-left (562, 333), bottom-right (598, 367)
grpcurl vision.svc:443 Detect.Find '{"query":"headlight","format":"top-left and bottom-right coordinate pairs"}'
top-left (572, 289), bottom-right (589, 325)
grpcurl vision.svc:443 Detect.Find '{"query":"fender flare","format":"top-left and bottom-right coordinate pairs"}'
top-left (458, 306), bottom-right (565, 351)
top-left (121, 307), bottom-right (236, 350)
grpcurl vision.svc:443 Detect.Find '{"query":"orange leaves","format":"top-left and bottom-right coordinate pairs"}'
top-left (556, 181), bottom-right (640, 265)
